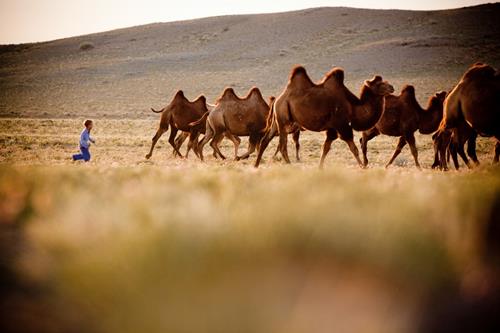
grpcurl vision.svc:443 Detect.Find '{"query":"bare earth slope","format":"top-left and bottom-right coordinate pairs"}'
top-left (0, 4), bottom-right (499, 119)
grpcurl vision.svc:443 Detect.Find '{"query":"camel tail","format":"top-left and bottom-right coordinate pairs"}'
top-left (264, 97), bottom-right (276, 132)
top-left (151, 107), bottom-right (164, 113)
top-left (189, 111), bottom-right (209, 127)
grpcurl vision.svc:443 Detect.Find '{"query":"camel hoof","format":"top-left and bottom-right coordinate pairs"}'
top-left (145, 154), bottom-right (152, 159)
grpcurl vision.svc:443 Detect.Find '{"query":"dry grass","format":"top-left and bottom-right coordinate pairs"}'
top-left (1, 118), bottom-right (500, 333)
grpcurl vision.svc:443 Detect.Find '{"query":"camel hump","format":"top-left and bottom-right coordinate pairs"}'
top-left (463, 63), bottom-right (496, 81)
top-left (194, 95), bottom-right (206, 103)
top-left (401, 85), bottom-right (415, 95)
top-left (289, 65), bottom-right (314, 88)
top-left (290, 65), bottom-right (308, 79)
top-left (324, 67), bottom-right (345, 84)
top-left (175, 90), bottom-right (185, 98)
top-left (216, 87), bottom-right (238, 103)
top-left (248, 87), bottom-right (262, 95)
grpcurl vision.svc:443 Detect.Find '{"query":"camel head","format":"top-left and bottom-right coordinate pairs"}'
top-left (364, 76), bottom-right (394, 96)
top-left (435, 91), bottom-right (447, 102)
top-left (428, 91), bottom-right (447, 109)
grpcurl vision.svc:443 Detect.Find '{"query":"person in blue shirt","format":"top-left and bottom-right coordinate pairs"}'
top-left (72, 119), bottom-right (95, 162)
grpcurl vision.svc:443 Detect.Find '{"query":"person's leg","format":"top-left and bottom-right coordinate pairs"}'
top-left (73, 147), bottom-right (85, 161)
top-left (81, 147), bottom-right (91, 162)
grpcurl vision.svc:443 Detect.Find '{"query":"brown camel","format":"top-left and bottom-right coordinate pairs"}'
top-left (145, 90), bottom-right (208, 159)
top-left (436, 63), bottom-right (500, 170)
top-left (431, 121), bottom-right (479, 170)
top-left (191, 87), bottom-right (270, 161)
top-left (360, 86), bottom-right (446, 169)
top-left (254, 65), bottom-right (394, 168)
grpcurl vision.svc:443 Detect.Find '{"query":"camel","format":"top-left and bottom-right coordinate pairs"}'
top-left (431, 121), bottom-right (479, 170)
top-left (191, 87), bottom-right (270, 161)
top-left (145, 90), bottom-right (208, 159)
top-left (360, 86), bottom-right (446, 169)
top-left (436, 63), bottom-right (500, 170)
top-left (254, 65), bottom-right (394, 168)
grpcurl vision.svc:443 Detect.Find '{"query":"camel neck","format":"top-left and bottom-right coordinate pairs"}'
top-left (350, 86), bottom-right (385, 131)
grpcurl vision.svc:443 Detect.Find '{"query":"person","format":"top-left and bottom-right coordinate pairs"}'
top-left (72, 119), bottom-right (95, 162)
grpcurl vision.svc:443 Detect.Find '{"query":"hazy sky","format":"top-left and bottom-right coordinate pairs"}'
top-left (0, 0), bottom-right (492, 44)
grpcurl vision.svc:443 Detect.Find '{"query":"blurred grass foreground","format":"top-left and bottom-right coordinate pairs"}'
top-left (1, 164), bottom-right (500, 333)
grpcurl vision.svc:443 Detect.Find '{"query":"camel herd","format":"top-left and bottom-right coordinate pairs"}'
top-left (146, 63), bottom-right (500, 170)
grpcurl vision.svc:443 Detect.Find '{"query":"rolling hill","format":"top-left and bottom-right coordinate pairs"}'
top-left (0, 3), bottom-right (499, 119)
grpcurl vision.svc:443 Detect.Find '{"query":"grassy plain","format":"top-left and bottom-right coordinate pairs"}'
top-left (1, 118), bottom-right (499, 333)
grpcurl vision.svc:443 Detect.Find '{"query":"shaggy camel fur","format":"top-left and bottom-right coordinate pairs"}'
top-left (254, 66), bottom-right (394, 168)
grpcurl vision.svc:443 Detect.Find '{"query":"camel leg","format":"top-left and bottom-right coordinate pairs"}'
top-left (186, 133), bottom-right (201, 159)
top-left (238, 134), bottom-right (260, 160)
top-left (168, 127), bottom-right (184, 158)
top-left (293, 130), bottom-right (301, 161)
top-left (449, 142), bottom-right (460, 170)
top-left (438, 131), bottom-right (452, 171)
top-left (197, 127), bottom-right (214, 162)
top-left (254, 125), bottom-right (278, 168)
top-left (337, 126), bottom-right (362, 168)
top-left (279, 131), bottom-right (291, 164)
top-left (406, 134), bottom-right (421, 169)
top-left (319, 129), bottom-right (338, 169)
top-left (456, 143), bottom-right (471, 169)
top-left (210, 133), bottom-right (226, 160)
top-left (211, 134), bottom-right (225, 159)
top-left (494, 141), bottom-right (500, 164)
top-left (360, 129), bottom-right (379, 167)
top-left (272, 144), bottom-right (281, 160)
top-left (431, 134), bottom-right (441, 169)
top-left (222, 132), bottom-right (241, 160)
top-left (467, 133), bottom-right (479, 165)
top-left (173, 132), bottom-right (189, 157)
top-left (146, 127), bottom-right (167, 159)
top-left (386, 136), bottom-right (407, 168)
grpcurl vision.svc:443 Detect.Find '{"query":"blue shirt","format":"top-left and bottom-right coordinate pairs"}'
top-left (79, 128), bottom-right (95, 148)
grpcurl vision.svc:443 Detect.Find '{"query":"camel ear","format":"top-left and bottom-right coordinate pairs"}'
top-left (435, 91), bottom-right (447, 98)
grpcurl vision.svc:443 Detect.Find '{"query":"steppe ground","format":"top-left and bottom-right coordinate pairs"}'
top-left (1, 4), bottom-right (500, 333)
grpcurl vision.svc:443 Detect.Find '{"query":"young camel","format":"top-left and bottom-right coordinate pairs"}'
top-left (254, 66), bottom-right (394, 168)
top-left (191, 87), bottom-right (270, 161)
top-left (432, 121), bottom-right (479, 170)
top-left (145, 90), bottom-right (208, 159)
top-left (360, 86), bottom-right (446, 169)
top-left (436, 63), bottom-right (500, 170)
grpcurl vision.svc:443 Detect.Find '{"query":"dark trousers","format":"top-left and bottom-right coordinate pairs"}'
top-left (72, 146), bottom-right (91, 162)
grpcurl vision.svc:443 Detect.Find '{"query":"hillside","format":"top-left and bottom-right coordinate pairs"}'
top-left (0, 4), bottom-right (499, 119)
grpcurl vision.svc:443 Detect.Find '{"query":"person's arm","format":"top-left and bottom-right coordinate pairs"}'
top-left (89, 135), bottom-right (96, 144)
